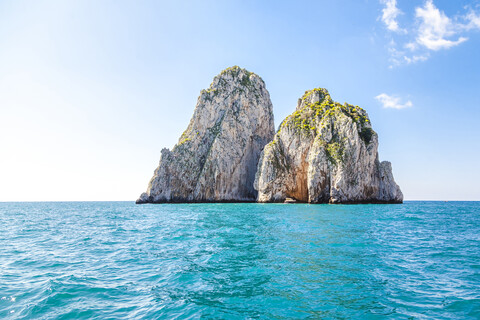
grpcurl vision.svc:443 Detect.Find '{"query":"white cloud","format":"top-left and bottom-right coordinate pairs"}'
top-left (465, 10), bottom-right (480, 30)
top-left (405, 42), bottom-right (417, 51)
top-left (375, 93), bottom-right (413, 109)
top-left (403, 54), bottom-right (429, 64)
top-left (380, 0), bottom-right (404, 32)
top-left (415, 0), bottom-right (467, 50)
top-left (379, 0), bottom-right (480, 66)
top-left (387, 45), bottom-right (429, 68)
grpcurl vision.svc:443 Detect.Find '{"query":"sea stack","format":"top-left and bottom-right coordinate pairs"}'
top-left (254, 88), bottom-right (403, 203)
top-left (137, 66), bottom-right (275, 203)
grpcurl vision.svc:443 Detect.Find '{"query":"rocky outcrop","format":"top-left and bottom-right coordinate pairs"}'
top-left (137, 66), bottom-right (275, 203)
top-left (254, 88), bottom-right (403, 203)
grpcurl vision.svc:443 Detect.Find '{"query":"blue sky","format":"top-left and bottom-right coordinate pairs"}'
top-left (1, 0), bottom-right (479, 201)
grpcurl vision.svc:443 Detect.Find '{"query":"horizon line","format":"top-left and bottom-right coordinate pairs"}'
top-left (1, 200), bottom-right (479, 203)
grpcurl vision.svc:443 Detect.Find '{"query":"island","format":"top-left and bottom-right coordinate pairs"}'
top-left (137, 66), bottom-right (402, 204)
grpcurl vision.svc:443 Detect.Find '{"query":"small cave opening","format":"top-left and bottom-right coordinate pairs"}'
top-left (286, 168), bottom-right (309, 203)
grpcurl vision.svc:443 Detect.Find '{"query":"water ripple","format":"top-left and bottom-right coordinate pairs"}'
top-left (0, 201), bottom-right (479, 319)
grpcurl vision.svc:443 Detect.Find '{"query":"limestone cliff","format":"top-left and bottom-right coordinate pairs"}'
top-left (254, 88), bottom-right (403, 203)
top-left (137, 66), bottom-right (275, 203)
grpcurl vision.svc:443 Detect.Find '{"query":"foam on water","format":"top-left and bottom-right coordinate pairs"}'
top-left (0, 201), bottom-right (479, 319)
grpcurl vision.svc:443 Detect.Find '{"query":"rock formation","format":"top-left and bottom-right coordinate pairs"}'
top-left (254, 88), bottom-right (403, 203)
top-left (137, 66), bottom-right (275, 203)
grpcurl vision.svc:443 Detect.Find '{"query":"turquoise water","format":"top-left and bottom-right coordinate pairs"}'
top-left (0, 202), bottom-right (479, 319)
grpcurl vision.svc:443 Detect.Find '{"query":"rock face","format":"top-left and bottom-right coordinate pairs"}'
top-left (254, 88), bottom-right (403, 203)
top-left (137, 66), bottom-right (275, 203)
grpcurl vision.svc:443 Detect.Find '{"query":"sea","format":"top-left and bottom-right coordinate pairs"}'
top-left (0, 201), bottom-right (479, 319)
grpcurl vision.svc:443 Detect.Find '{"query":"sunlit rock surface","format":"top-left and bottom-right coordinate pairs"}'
top-left (137, 66), bottom-right (275, 203)
top-left (254, 88), bottom-right (403, 204)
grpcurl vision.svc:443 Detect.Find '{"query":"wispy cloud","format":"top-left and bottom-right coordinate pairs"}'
top-left (379, 0), bottom-right (480, 66)
top-left (415, 0), bottom-right (467, 50)
top-left (465, 10), bottom-right (480, 30)
top-left (375, 93), bottom-right (412, 109)
top-left (380, 0), bottom-right (404, 32)
top-left (388, 43), bottom-right (430, 67)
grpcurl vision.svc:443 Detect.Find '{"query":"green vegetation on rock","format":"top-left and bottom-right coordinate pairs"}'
top-left (178, 137), bottom-right (191, 146)
top-left (359, 127), bottom-right (374, 145)
top-left (279, 88), bottom-right (375, 147)
top-left (220, 65), bottom-right (253, 78)
top-left (326, 141), bottom-right (344, 165)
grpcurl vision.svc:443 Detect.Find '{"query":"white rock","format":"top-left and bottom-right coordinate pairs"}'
top-left (137, 66), bottom-right (275, 203)
top-left (254, 88), bottom-right (403, 203)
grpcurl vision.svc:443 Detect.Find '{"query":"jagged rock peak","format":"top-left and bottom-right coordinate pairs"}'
top-left (296, 88), bottom-right (331, 110)
top-left (137, 66), bottom-right (275, 203)
top-left (216, 65), bottom-right (264, 84)
top-left (254, 87), bottom-right (403, 204)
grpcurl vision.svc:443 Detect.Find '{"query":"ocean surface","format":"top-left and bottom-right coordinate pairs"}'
top-left (0, 201), bottom-right (479, 319)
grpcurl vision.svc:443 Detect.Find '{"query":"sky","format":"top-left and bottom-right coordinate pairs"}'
top-left (1, 0), bottom-right (479, 201)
